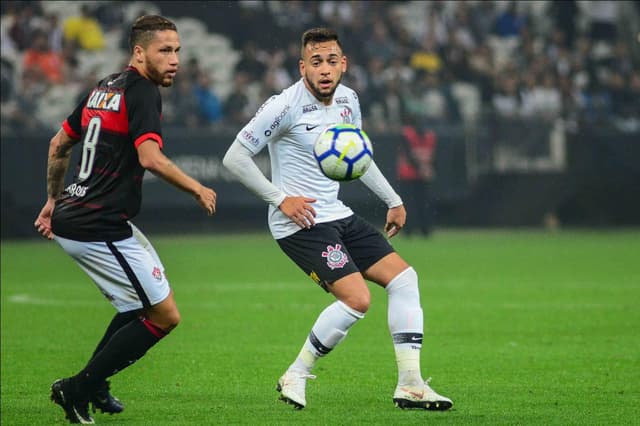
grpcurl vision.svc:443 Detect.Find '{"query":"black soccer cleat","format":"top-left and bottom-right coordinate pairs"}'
top-left (90, 381), bottom-right (124, 414)
top-left (50, 378), bottom-right (95, 424)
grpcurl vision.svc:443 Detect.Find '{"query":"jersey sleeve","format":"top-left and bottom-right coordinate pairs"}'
top-left (351, 89), bottom-right (363, 129)
top-left (126, 79), bottom-right (163, 149)
top-left (62, 94), bottom-right (89, 139)
top-left (234, 94), bottom-right (292, 155)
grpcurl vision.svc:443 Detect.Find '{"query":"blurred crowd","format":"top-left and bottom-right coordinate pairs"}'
top-left (1, 0), bottom-right (639, 136)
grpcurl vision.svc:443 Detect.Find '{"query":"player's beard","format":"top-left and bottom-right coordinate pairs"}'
top-left (147, 62), bottom-right (175, 87)
top-left (305, 73), bottom-right (342, 103)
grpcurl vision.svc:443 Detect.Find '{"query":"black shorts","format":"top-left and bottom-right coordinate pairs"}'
top-left (277, 214), bottom-right (395, 291)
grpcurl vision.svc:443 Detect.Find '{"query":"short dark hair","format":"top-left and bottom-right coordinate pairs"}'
top-left (129, 15), bottom-right (177, 53)
top-left (300, 28), bottom-right (342, 58)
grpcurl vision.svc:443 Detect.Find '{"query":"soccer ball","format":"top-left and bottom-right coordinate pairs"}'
top-left (313, 124), bottom-right (374, 181)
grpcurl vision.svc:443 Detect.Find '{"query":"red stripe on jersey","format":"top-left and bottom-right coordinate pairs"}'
top-left (62, 119), bottom-right (80, 139)
top-left (61, 198), bottom-right (103, 209)
top-left (82, 88), bottom-right (129, 135)
top-left (94, 167), bottom-right (120, 178)
top-left (134, 132), bottom-right (163, 149)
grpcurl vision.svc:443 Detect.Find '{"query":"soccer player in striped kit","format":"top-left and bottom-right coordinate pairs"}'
top-left (34, 15), bottom-right (216, 424)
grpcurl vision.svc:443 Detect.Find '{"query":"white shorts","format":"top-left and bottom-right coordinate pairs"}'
top-left (54, 223), bottom-right (170, 312)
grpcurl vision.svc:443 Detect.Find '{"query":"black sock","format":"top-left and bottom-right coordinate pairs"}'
top-left (73, 317), bottom-right (167, 393)
top-left (90, 311), bottom-right (139, 361)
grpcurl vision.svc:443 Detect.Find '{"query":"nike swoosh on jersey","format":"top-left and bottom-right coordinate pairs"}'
top-left (306, 124), bottom-right (319, 131)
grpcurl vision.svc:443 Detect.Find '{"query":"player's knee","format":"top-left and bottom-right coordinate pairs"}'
top-left (164, 310), bottom-right (181, 331)
top-left (148, 309), bottom-right (180, 332)
top-left (342, 292), bottom-right (371, 313)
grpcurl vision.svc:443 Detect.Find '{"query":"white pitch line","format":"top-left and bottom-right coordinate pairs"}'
top-left (7, 293), bottom-right (103, 306)
top-left (5, 281), bottom-right (317, 309)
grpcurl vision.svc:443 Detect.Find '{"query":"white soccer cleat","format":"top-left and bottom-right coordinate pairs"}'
top-left (276, 370), bottom-right (316, 409)
top-left (393, 378), bottom-right (453, 411)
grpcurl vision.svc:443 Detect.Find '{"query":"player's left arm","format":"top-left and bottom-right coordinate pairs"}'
top-left (34, 128), bottom-right (80, 239)
top-left (360, 162), bottom-right (405, 238)
top-left (137, 140), bottom-right (216, 215)
top-left (355, 93), bottom-right (405, 238)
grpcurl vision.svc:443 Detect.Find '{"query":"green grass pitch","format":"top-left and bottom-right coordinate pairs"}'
top-left (2, 230), bottom-right (639, 425)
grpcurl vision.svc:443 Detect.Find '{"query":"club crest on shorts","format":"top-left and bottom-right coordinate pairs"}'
top-left (152, 267), bottom-right (162, 281)
top-left (322, 244), bottom-right (349, 270)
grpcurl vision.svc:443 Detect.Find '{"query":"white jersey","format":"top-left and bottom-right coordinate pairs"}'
top-left (235, 79), bottom-right (362, 239)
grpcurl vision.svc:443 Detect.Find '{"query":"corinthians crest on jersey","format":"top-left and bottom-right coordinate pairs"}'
top-left (322, 244), bottom-right (349, 270)
top-left (340, 106), bottom-right (354, 124)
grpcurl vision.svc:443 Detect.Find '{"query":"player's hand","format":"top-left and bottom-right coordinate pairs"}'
top-left (34, 198), bottom-right (56, 240)
top-left (195, 185), bottom-right (217, 215)
top-left (279, 196), bottom-right (317, 229)
top-left (384, 205), bottom-right (406, 239)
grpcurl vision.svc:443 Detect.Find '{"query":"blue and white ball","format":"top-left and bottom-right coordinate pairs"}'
top-left (313, 124), bottom-right (374, 181)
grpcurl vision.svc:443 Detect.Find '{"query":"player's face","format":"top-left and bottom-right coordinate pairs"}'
top-left (299, 40), bottom-right (347, 105)
top-left (135, 30), bottom-right (180, 87)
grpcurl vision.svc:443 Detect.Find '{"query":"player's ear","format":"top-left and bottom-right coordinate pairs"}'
top-left (133, 45), bottom-right (145, 64)
top-left (341, 55), bottom-right (347, 73)
top-left (299, 59), bottom-right (305, 77)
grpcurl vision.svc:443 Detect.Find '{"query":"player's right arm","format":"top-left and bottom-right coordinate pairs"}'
top-left (223, 141), bottom-right (316, 229)
top-left (136, 140), bottom-right (216, 215)
top-left (222, 94), bottom-right (316, 229)
top-left (34, 128), bottom-right (80, 239)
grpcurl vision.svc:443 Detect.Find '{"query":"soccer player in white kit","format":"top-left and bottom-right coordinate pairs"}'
top-left (223, 28), bottom-right (452, 411)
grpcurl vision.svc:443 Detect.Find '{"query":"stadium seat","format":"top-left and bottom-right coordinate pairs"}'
top-left (123, 1), bottom-right (161, 23)
top-left (451, 82), bottom-right (481, 124)
top-left (175, 17), bottom-right (207, 41)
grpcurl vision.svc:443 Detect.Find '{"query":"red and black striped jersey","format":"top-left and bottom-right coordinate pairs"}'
top-left (52, 66), bottom-right (164, 242)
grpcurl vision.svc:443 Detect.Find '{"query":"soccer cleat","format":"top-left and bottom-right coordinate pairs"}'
top-left (393, 378), bottom-right (453, 411)
top-left (275, 370), bottom-right (316, 409)
top-left (90, 381), bottom-right (124, 414)
top-left (50, 378), bottom-right (95, 424)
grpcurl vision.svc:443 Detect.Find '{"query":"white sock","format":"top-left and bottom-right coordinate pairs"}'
top-left (386, 267), bottom-right (424, 386)
top-left (289, 300), bottom-right (364, 374)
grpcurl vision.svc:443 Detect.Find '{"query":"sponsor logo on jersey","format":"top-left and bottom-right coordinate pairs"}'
top-left (87, 89), bottom-right (122, 112)
top-left (335, 96), bottom-right (349, 104)
top-left (152, 267), bottom-right (163, 281)
top-left (302, 104), bottom-right (318, 113)
top-left (65, 183), bottom-right (89, 197)
top-left (340, 106), bottom-right (354, 124)
top-left (265, 105), bottom-right (290, 136)
top-left (322, 244), bottom-right (349, 270)
top-left (305, 124), bottom-right (319, 131)
top-left (241, 129), bottom-right (260, 146)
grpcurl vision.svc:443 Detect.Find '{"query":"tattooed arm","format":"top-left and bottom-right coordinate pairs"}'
top-left (34, 129), bottom-right (79, 239)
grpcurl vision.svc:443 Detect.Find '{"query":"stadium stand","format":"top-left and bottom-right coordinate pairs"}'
top-left (1, 0), bottom-right (638, 133)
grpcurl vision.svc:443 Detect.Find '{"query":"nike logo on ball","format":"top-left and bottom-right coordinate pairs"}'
top-left (306, 124), bottom-right (319, 131)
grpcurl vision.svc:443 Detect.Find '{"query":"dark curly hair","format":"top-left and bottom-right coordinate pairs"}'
top-left (129, 15), bottom-right (177, 53)
top-left (300, 28), bottom-right (343, 58)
